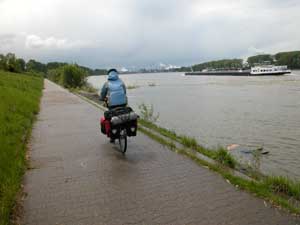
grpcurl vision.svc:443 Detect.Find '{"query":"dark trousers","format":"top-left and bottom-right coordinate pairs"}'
top-left (108, 104), bottom-right (127, 110)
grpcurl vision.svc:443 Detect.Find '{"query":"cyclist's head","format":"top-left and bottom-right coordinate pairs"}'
top-left (107, 68), bottom-right (118, 75)
top-left (107, 68), bottom-right (119, 81)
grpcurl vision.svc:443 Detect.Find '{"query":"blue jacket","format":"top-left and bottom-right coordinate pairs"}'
top-left (100, 71), bottom-right (127, 107)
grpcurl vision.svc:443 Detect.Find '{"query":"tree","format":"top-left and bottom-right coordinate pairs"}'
top-left (16, 58), bottom-right (25, 72)
top-left (247, 54), bottom-right (274, 66)
top-left (5, 53), bottom-right (18, 72)
top-left (93, 69), bottom-right (108, 75)
top-left (192, 59), bottom-right (243, 71)
top-left (26, 59), bottom-right (46, 73)
top-left (0, 53), bottom-right (24, 72)
top-left (46, 62), bottom-right (67, 71)
top-left (275, 51), bottom-right (300, 69)
top-left (79, 65), bottom-right (94, 75)
top-left (174, 67), bottom-right (192, 72)
top-left (0, 54), bottom-right (6, 70)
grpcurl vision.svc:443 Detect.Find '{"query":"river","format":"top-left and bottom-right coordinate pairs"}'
top-left (88, 71), bottom-right (300, 180)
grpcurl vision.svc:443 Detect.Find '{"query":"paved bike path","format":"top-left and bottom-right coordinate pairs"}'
top-left (22, 80), bottom-right (299, 225)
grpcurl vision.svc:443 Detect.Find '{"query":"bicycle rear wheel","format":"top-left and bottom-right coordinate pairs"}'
top-left (119, 129), bottom-right (127, 153)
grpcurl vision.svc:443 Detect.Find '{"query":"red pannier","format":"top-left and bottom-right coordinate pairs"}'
top-left (100, 116), bottom-right (111, 137)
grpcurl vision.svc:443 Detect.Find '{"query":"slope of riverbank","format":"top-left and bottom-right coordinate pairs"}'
top-left (0, 71), bottom-right (43, 225)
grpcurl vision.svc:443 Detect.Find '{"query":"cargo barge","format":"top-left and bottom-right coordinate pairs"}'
top-left (185, 65), bottom-right (291, 76)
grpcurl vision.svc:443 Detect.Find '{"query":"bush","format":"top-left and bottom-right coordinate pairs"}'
top-left (60, 64), bottom-right (87, 88)
top-left (47, 68), bottom-right (62, 83)
top-left (46, 64), bottom-right (88, 89)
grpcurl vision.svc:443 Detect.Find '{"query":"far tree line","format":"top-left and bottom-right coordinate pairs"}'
top-left (0, 52), bottom-right (108, 89)
top-left (0, 52), bottom-right (107, 75)
top-left (1, 51), bottom-right (299, 77)
top-left (247, 51), bottom-right (300, 69)
top-left (175, 51), bottom-right (300, 72)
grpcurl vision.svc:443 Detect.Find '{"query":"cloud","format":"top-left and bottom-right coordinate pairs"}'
top-left (0, 33), bottom-right (16, 48)
top-left (25, 34), bottom-right (95, 49)
top-left (0, 0), bottom-right (300, 68)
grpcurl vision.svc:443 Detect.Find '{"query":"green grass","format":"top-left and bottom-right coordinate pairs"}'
top-left (138, 125), bottom-right (300, 214)
top-left (263, 176), bottom-right (300, 200)
top-left (139, 118), bottom-right (235, 167)
top-left (180, 135), bottom-right (198, 149)
top-left (0, 71), bottom-right (43, 225)
top-left (213, 148), bottom-right (237, 169)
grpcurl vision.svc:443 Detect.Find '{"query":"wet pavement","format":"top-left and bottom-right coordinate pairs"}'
top-left (22, 80), bottom-right (300, 225)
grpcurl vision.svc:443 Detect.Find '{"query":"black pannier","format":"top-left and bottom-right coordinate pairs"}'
top-left (105, 107), bottom-right (139, 138)
top-left (104, 106), bottom-right (133, 120)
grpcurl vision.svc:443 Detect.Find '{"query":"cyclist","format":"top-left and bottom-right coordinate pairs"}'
top-left (100, 69), bottom-right (127, 143)
top-left (100, 68), bottom-right (127, 109)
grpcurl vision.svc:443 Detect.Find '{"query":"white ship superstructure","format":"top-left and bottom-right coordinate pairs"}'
top-left (250, 65), bottom-right (291, 75)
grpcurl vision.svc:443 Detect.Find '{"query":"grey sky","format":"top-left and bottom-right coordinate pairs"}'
top-left (0, 0), bottom-right (300, 68)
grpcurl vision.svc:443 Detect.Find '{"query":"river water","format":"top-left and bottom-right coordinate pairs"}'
top-left (88, 71), bottom-right (300, 180)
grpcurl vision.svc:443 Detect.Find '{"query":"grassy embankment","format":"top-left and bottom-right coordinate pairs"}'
top-left (139, 119), bottom-right (236, 168)
top-left (0, 71), bottom-right (43, 225)
top-left (138, 118), bottom-right (300, 214)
